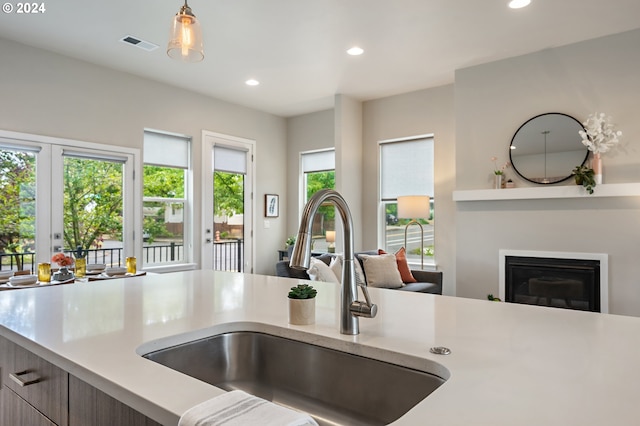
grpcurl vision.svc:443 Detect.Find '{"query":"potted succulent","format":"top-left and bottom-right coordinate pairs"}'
top-left (288, 283), bottom-right (317, 325)
top-left (572, 165), bottom-right (596, 194)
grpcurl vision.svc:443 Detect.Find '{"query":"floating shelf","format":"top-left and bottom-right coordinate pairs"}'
top-left (453, 183), bottom-right (640, 201)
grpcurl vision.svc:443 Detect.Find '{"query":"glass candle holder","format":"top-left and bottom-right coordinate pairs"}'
top-left (126, 257), bottom-right (137, 274)
top-left (75, 257), bottom-right (86, 278)
top-left (38, 263), bottom-right (51, 283)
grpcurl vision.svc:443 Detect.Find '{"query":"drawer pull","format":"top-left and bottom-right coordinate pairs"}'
top-left (9, 370), bottom-right (40, 387)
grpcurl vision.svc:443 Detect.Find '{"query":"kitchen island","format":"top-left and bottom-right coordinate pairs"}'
top-left (0, 270), bottom-right (639, 425)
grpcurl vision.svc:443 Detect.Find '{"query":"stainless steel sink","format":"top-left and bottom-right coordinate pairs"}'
top-left (143, 331), bottom-right (447, 426)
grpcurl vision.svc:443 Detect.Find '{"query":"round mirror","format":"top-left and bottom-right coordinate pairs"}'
top-left (509, 113), bottom-right (588, 184)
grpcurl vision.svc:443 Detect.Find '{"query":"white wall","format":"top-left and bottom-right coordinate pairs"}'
top-left (455, 29), bottom-right (640, 315)
top-left (0, 38), bottom-right (287, 275)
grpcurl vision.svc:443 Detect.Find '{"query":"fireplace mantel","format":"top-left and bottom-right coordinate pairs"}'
top-left (453, 182), bottom-right (640, 202)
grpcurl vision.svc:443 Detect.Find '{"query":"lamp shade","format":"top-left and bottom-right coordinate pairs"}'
top-left (167, 2), bottom-right (204, 62)
top-left (325, 230), bottom-right (336, 243)
top-left (397, 195), bottom-right (430, 219)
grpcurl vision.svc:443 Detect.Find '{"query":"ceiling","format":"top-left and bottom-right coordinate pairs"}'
top-left (1, 0), bottom-right (639, 117)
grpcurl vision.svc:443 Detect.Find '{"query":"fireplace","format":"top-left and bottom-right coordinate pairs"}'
top-left (499, 250), bottom-right (608, 313)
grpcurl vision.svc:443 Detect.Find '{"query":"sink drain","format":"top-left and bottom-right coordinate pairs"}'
top-left (429, 346), bottom-right (451, 355)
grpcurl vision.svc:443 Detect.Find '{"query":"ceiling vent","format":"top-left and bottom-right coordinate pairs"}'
top-left (119, 35), bottom-right (159, 52)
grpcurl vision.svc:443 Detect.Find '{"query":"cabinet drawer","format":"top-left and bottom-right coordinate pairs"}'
top-left (1, 336), bottom-right (68, 426)
top-left (2, 387), bottom-right (58, 426)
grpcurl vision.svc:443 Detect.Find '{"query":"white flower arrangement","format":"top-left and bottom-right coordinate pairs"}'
top-left (579, 112), bottom-right (622, 155)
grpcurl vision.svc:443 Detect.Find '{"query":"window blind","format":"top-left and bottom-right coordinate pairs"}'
top-left (301, 149), bottom-right (335, 173)
top-left (144, 130), bottom-right (190, 169)
top-left (214, 145), bottom-right (247, 174)
top-left (380, 137), bottom-right (434, 200)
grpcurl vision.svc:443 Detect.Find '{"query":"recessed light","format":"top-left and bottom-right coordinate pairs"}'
top-left (245, 79), bottom-right (260, 86)
top-left (508, 0), bottom-right (531, 9)
top-left (346, 46), bottom-right (364, 56)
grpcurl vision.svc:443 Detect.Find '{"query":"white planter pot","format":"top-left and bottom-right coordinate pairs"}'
top-left (288, 298), bottom-right (316, 325)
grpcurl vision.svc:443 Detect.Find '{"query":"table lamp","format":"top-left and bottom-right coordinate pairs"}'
top-left (325, 230), bottom-right (336, 253)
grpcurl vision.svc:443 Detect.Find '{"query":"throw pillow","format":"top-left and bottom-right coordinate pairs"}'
top-left (307, 257), bottom-right (340, 284)
top-left (330, 254), bottom-right (366, 286)
top-left (358, 253), bottom-right (404, 289)
top-left (378, 247), bottom-right (417, 284)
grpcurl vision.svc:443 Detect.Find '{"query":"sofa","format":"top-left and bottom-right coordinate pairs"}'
top-left (275, 250), bottom-right (442, 295)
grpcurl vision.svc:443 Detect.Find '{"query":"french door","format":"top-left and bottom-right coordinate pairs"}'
top-left (0, 130), bottom-right (138, 271)
top-left (202, 131), bottom-right (254, 273)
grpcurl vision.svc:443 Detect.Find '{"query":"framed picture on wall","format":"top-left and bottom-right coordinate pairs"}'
top-left (265, 194), bottom-right (279, 217)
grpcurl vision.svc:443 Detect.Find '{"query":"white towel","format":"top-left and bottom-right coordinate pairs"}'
top-left (178, 390), bottom-right (319, 426)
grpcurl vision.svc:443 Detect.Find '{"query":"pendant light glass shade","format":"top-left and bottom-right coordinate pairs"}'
top-left (167, 1), bottom-right (204, 62)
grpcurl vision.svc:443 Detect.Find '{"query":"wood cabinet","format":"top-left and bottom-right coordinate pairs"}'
top-left (69, 375), bottom-right (161, 426)
top-left (1, 385), bottom-right (57, 426)
top-left (0, 335), bottom-right (162, 426)
top-left (2, 336), bottom-right (69, 425)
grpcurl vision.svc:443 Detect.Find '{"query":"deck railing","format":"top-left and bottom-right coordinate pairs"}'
top-left (213, 239), bottom-right (244, 272)
top-left (0, 240), bottom-right (244, 272)
top-left (0, 243), bottom-right (185, 272)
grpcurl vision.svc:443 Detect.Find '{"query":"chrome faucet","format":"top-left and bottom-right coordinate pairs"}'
top-left (290, 189), bottom-right (377, 335)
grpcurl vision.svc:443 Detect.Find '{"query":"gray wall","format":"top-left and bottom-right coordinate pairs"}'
top-left (362, 85), bottom-right (456, 295)
top-left (285, 88), bottom-right (457, 298)
top-left (285, 109), bottom-right (335, 239)
top-left (455, 29), bottom-right (640, 315)
top-left (335, 94), bottom-right (364, 252)
top-left (0, 38), bottom-right (287, 275)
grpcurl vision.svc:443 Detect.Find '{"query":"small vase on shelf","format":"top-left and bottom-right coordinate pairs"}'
top-left (494, 174), bottom-right (503, 189)
top-left (592, 153), bottom-right (602, 184)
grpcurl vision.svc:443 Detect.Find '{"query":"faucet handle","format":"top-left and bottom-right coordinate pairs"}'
top-left (350, 300), bottom-right (378, 318)
top-left (350, 284), bottom-right (378, 318)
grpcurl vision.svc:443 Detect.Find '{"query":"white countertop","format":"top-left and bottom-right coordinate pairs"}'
top-left (1, 270), bottom-right (639, 425)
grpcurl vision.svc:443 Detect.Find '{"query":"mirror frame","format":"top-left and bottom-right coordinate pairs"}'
top-left (509, 112), bottom-right (589, 185)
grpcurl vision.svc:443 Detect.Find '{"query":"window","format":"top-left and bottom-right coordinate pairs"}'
top-left (300, 149), bottom-right (335, 252)
top-left (143, 130), bottom-right (191, 268)
top-left (379, 136), bottom-right (434, 267)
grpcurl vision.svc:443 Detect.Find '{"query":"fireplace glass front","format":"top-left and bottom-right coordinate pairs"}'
top-left (505, 256), bottom-right (600, 312)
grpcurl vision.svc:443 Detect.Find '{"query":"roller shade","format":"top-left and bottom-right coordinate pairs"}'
top-left (214, 145), bottom-right (247, 174)
top-left (380, 137), bottom-right (434, 200)
top-left (144, 130), bottom-right (190, 169)
top-left (302, 149), bottom-right (335, 173)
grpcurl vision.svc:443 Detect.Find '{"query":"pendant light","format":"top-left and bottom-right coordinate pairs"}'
top-left (167, 0), bottom-right (204, 62)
